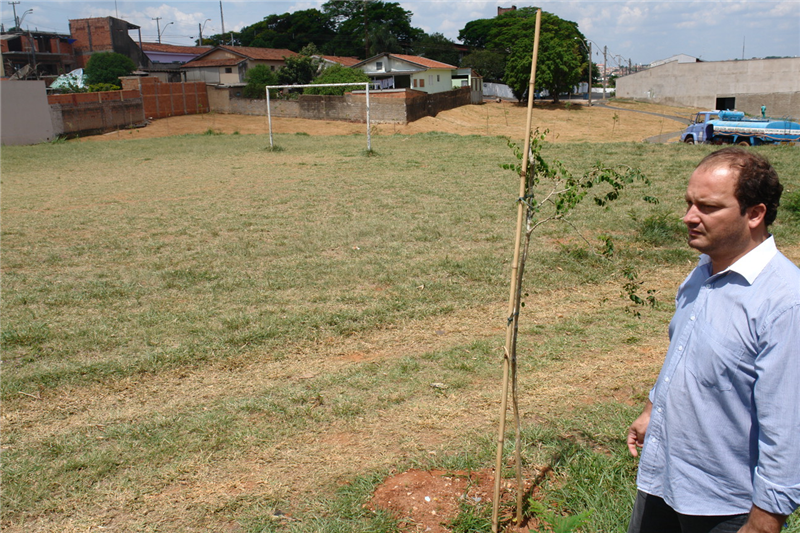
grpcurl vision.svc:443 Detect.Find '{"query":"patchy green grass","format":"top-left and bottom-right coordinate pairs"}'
top-left (2, 133), bottom-right (799, 532)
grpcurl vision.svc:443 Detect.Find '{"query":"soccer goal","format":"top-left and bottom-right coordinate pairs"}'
top-left (264, 82), bottom-right (371, 151)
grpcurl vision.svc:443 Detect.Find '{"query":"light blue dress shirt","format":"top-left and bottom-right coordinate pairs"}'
top-left (636, 236), bottom-right (800, 516)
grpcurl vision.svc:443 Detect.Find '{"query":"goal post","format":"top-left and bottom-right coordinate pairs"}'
top-left (265, 82), bottom-right (371, 151)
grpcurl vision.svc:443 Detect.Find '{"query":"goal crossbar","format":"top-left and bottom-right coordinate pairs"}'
top-left (264, 82), bottom-right (371, 151)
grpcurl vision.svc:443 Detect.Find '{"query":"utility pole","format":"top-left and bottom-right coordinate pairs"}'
top-left (587, 40), bottom-right (592, 106)
top-left (152, 17), bottom-right (162, 43)
top-left (8, 1), bottom-right (20, 28)
top-left (364, 0), bottom-right (369, 59)
top-left (602, 45), bottom-right (607, 100)
top-left (219, 1), bottom-right (226, 43)
top-left (198, 19), bottom-right (211, 46)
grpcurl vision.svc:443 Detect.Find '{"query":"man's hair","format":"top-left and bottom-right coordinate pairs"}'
top-left (696, 147), bottom-right (783, 227)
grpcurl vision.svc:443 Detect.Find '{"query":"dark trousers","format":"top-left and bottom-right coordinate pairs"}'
top-left (628, 491), bottom-right (748, 533)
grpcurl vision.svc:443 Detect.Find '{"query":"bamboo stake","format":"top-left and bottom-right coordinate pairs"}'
top-left (491, 9), bottom-right (542, 533)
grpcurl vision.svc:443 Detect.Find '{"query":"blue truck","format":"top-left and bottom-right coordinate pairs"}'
top-left (680, 110), bottom-right (800, 146)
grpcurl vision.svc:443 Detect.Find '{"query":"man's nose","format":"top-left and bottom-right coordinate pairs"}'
top-left (683, 206), bottom-right (700, 225)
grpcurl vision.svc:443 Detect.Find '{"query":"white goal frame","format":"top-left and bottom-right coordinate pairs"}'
top-left (264, 82), bottom-right (371, 151)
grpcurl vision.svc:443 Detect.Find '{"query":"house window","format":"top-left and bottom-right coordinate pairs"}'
top-left (419, 78), bottom-right (425, 88)
top-left (413, 79), bottom-right (418, 87)
top-left (437, 74), bottom-right (440, 82)
top-left (376, 61), bottom-right (383, 71)
top-left (225, 67), bottom-right (233, 74)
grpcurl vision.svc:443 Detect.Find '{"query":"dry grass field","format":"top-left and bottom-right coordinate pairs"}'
top-left (3, 100), bottom-right (799, 533)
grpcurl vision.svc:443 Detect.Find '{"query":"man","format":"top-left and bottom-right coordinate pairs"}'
top-left (627, 147), bottom-right (800, 533)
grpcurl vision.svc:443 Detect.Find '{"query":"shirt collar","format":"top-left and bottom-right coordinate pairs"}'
top-left (697, 236), bottom-right (777, 285)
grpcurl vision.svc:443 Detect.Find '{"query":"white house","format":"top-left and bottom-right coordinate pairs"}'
top-left (352, 53), bottom-right (456, 94)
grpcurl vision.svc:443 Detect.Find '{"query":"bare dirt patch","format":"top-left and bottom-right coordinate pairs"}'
top-left (369, 467), bottom-right (554, 533)
top-left (79, 100), bottom-right (692, 144)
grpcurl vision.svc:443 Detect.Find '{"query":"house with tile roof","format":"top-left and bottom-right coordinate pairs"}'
top-left (182, 45), bottom-right (298, 85)
top-left (352, 53), bottom-right (457, 94)
top-left (315, 55), bottom-right (362, 68)
top-left (141, 43), bottom-right (212, 65)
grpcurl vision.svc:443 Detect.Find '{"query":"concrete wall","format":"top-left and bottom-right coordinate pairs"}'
top-left (616, 57), bottom-right (800, 118)
top-left (0, 80), bottom-right (55, 145)
top-left (209, 86), bottom-right (471, 124)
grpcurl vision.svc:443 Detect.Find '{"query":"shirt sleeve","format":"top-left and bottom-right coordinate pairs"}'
top-left (751, 303), bottom-right (800, 516)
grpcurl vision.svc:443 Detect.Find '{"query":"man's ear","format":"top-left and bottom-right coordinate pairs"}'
top-left (747, 203), bottom-right (767, 229)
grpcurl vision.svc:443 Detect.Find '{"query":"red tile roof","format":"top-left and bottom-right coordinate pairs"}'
top-left (142, 42), bottom-right (213, 54)
top-left (183, 57), bottom-right (244, 68)
top-left (221, 46), bottom-right (298, 61)
top-left (391, 54), bottom-right (456, 69)
top-left (320, 55), bottom-right (361, 67)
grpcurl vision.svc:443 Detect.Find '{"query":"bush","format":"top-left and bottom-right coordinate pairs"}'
top-left (84, 52), bottom-right (136, 86)
top-left (304, 65), bottom-right (370, 96)
top-left (243, 65), bottom-right (279, 99)
top-left (88, 83), bottom-right (121, 92)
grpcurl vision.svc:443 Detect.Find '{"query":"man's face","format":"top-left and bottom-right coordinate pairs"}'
top-left (683, 164), bottom-right (753, 269)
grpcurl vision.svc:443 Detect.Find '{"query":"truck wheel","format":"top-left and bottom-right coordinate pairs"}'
top-left (684, 137), bottom-right (695, 144)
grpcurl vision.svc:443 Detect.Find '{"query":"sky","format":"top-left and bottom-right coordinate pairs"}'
top-left (1, 0), bottom-right (798, 66)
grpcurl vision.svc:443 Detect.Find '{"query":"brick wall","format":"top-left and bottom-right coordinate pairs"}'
top-left (49, 93), bottom-right (145, 137)
top-left (121, 77), bottom-right (210, 119)
top-left (69, 17), bottom-right (149, 68)
top-left (47, 77), bottom-right (210, 136)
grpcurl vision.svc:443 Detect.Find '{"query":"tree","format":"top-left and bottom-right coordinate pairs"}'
top-left (243, 64), bottom-right (279, 99)
top-left (278, 54), bottom-right (321, 86)
top-left (304, 64), bottom-right (370, 95)
top-left (457, 18), bottom-right (495, 49)
top-left (410, 32), bottom-right (459, 66)
top-left (84, 52), bottom-right (136, 87)
top-left (505, 30), bottom-right (583, 102)
top-left (321, 0), bottom-right (423, 58)
top-left (460, 49), bottom-right (506, 82)
top-left (223, 9), bottom-right (335, 51)
top-left (455, 8), bottom-right (588, 102)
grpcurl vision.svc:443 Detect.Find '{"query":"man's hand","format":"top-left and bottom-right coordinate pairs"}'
top-left (738, 505), bottom-right (787, 533)
top-left (627, 400), bottom-right (653, 457)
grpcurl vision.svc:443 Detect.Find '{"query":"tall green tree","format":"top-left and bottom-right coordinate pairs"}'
top-left (410, 32), bottom-right (459, 66)
top-left (460, 49), bottom-right (506, 82)
top-left (457, 8), bottom-right (587, 102)
top-left (457, 18), bottom-right (495, 49)
top-left (84, 52), bottom-right (136, 87)
top-left (208, 9), bottom-right (335, 51)
top-left (321, 0), bottom-right (423, 58)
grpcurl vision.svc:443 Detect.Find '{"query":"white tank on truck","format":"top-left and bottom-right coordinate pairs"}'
top-left (680, 110), bottom-right (800, 146)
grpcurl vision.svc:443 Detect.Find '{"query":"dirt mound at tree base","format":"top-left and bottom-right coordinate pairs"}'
top-left (369, 468), bottom-right (551, 532)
